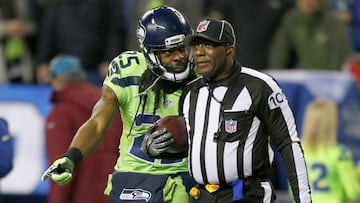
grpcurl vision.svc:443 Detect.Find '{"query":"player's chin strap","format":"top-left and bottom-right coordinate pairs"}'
top-left (143, 47), bottom-right (191, 83)
top-left (161, 63), bottom-right (191, 83)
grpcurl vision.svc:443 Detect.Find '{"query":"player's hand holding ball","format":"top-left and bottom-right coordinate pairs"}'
top-left (41, 157), bottom-right (74, 185)
top-left (141, 124), bottom-right (174, 157)
top-left (141, 116), bottom-right (188, 159)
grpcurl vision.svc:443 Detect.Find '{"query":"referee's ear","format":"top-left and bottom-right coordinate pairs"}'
top-left (226, 45), bottom-right (235, 58)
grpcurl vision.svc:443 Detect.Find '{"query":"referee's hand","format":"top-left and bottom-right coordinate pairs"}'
top-left (41, 157), bottom-right (74, 185)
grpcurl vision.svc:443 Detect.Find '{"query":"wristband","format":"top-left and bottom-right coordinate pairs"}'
top-left (63, 147), bottom-right (83, 166)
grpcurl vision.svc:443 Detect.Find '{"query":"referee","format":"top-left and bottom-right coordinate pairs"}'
top-left (180, 19), bottom-right (312, 203)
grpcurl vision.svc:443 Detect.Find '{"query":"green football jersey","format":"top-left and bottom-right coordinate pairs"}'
top-left (303, 144), bottom-right (360, 203)
top-left (103, 51), bottom-right (188, 175)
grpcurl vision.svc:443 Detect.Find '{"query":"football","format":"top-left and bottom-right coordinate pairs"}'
top-left (156, 115), bottom-right (188, 152)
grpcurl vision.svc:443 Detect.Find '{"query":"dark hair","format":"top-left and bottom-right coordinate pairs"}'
top-left (125, 69), bottom-right (165, 136)
top-left (138, 69), bottom-right (164, 120)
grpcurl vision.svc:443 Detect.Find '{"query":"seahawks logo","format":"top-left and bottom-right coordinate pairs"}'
top-left (119, 188), bottom-right (151, 202)
top-left (137, 24), bottom-right (146, 45)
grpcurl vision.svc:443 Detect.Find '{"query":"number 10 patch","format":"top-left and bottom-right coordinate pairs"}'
top-left (268, 91), bottom-right (286, 110)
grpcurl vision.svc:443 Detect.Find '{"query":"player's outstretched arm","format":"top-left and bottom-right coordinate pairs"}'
top-left (69, 85), bottom-right (119, 157)
top-left (41, 85), bottom-right (119, 185)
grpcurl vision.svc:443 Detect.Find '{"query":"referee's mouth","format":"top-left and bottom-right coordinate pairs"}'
top-left (196, 61), bottom-right (210, 68)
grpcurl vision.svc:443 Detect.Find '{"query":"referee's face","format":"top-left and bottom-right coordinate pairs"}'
top-left (192, 40), bottom-right (234, 81)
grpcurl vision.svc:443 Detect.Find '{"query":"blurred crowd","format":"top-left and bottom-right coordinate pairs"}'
top-left (1, 1), bottom-right (360, 202)
top-left (0, 0), bottom-right (359, 85)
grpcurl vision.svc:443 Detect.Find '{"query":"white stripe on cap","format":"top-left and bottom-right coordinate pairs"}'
top-left (219, 20), bottom-right (225, 41)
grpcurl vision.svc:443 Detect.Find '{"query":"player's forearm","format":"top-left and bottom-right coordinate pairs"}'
top-left (67, 86), bottom-right (118, 162)
top-left (69, 119), bottom-right (107, 159)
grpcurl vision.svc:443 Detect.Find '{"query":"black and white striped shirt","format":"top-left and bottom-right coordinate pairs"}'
top-left (180, 62), bottom-right (311, 203)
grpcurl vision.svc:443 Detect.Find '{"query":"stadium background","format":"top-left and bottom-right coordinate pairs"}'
top-left (0, 70), bottom-right (360, 203)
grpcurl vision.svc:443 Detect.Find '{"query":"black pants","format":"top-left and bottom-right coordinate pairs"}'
top-left (189, 179), bottom-right (276, 203)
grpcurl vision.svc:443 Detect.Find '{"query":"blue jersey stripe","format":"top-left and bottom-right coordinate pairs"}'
top-left (111, 76), bottom-right (141, 87)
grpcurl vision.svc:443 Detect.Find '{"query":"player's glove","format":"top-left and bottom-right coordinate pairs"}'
top-left (141, 124), bottom-right (174, 157)
top-left (41, 157), bottom-right (74, 185)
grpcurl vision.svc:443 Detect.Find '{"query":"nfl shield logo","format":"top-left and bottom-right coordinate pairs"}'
top-left (197, 20), bottom-right (210, 33)
top-left (164, 99), bottom-right (172, 108)
top-left (225, 119), bottom-right (237, 133)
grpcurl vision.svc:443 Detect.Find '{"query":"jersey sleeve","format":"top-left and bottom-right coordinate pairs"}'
top-left (257, 77), bottom-right (311, 203)
top-left (103, 51), bottom-right (147, 106)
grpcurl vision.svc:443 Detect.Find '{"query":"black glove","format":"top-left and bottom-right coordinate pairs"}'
top-left (141, 124), bottom-right (174, 157)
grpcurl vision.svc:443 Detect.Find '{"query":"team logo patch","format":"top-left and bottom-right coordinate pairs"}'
top-left (119, 188), bottom-right (151, 202)
top-left (225, 119), bottom-right (237, 133)
top-left (196, 20), bottom-right (210, 33)
top-left (137, 24), bottom-right (146, 44)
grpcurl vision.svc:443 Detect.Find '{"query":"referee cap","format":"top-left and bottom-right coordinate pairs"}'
top-left (185, 19), bottom-right (236, 46)
top-left (50, 55), bottom-right (85, 78)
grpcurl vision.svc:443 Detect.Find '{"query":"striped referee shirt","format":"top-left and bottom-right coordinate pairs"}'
top-left (180, 62), bottom-right (312, 203)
